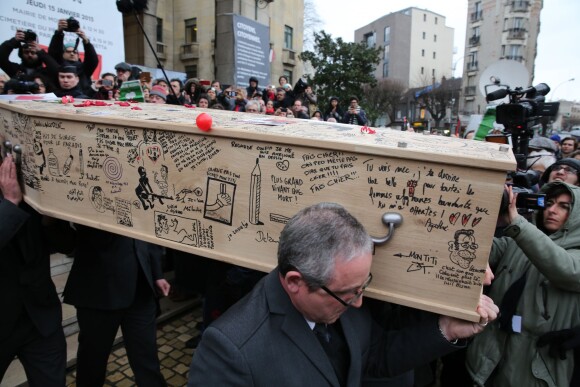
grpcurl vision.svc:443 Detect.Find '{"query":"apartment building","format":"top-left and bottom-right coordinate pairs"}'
top-left (460, 0), bottom-right (543, 115)
top-left (354, 7), bottom-right (454, 89)
top-left (121, 0), bottom-right (304, 86)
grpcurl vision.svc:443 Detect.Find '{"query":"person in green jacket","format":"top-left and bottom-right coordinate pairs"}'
top-left (467, 182), bottom-right (580, 387)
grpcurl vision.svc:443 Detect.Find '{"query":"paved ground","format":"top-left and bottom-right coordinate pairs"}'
top-left (65, 306), bottom-right (202, 387)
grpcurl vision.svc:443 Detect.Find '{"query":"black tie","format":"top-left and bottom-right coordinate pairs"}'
top-left (313, 322), bottom-right (349, 386)
top-left (314, 323), bottom-right (331, 343)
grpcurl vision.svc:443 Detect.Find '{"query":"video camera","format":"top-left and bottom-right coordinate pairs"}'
top-left (5, 76), bottom-right (39, 94)
top-left (486, 82), bottom-right (559, 171)
top-left (65, 17), bottom-right (80, 32)
top-left (485, 83), bottom-right (558, 213)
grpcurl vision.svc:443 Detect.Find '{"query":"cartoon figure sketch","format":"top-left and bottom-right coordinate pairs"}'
top-left (90, 186), bottom-right (106, 213)
top-left (154, 212), bottom-right (197, 245)
top-left (204, 178), bottom-right (235, 225)
top-left (155, 213), bottom-right (170, 235)
top-left (137, 129), bottom-right (163, 166)
top-left (33, 138), bottom-right (46, 174)
top-left (448, 229), bottom-right (479, 269)
top-left (135, 166), bottom-right (173, 210)
top-left (153, 165), bottom-right (169, 196)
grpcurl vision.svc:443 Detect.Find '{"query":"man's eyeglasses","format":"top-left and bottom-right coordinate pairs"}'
top-left (553, 165), bottom-right (576, 175)
top-left (321, 273), bottom-right (373, 307)
top-left (65, 49), bottom-right (78, 54)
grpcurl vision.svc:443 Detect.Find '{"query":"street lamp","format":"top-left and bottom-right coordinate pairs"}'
top-left (550, 78), bottom-right (575, 101)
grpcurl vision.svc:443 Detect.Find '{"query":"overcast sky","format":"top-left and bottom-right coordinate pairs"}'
top-left (314, 0), bottom-right (579, 102)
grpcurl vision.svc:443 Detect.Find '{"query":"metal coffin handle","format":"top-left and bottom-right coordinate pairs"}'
top-left (371, 212), bottom-right (403, 245)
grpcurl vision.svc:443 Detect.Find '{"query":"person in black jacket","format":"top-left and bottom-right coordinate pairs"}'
top-left (0, 30), bottom-right (59, 79)
top-left (53, 65), bottom-right (89, 98)
top-left (63, 224), bottom-right (171, 387)
top-left (0, 153), bottom-right (73, 387)
top-left (48, 18), bottom-right (99, 97)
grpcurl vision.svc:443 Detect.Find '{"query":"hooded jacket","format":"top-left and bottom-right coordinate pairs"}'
top-left (466, 182), bottom-right (580, 386)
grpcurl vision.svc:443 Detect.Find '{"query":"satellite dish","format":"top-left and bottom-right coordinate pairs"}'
top-left (478, 60), bottom-right (530, 104)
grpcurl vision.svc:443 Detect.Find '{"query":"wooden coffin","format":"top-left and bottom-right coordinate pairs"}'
top-left (0, 100), bottom-right (515, 321)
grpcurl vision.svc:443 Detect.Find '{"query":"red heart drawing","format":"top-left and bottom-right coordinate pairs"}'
top-left (461, 214), bottom-right (472, 227)
top-left (472, 217), bottom-right (482, 227)
top-left (449, 212), bottom-right (460, 225)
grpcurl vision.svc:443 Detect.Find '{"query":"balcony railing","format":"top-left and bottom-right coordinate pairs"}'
top-left (469, 35), bottom-right (480, 45)
top-left (504, 55), bottom-right (524, 62)
top-left (511, 1), bottom-right (529, 12)
top-left (466, 61), bottom-right (478, 71)
top-left (464, 86), bottom-right (477, 96)
top-left (471, 11), bottom-right (483, 22)
top-left (282, 48), bottom-right (296, 65)
top-left (155, 43), bottom-right (166, 60)
top-left (180, 43), bottom-right (200, 60)
top-left (507, 28), bottom-right (526, 39)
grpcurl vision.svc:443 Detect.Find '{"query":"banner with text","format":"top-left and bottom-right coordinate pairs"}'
top-left (233, 14), bottom-right (270, 89)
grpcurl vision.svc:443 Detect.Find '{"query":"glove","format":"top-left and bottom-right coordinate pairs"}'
top-left (537, 328), bottom-right (580, 360)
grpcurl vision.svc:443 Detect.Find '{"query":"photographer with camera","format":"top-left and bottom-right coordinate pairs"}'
top-left (92, 73), bottom-right (118, 101)
top-left (0, 30), bottom-right (59, 81)
top-left (466, 182), bottom-right (580, 387)
top-left (48, 17), bottom-right (98, 98)
top-left (342, 96), bottom-right (368, 126)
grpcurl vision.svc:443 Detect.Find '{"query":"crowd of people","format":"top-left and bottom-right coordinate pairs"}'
top-left (0, 23), bottom-right (368, 126)
top-left (2, 20), bottom-right (580, 387)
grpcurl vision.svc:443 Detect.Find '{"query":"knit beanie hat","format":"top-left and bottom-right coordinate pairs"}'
top-left (149, 85), bottom-right (167, 100)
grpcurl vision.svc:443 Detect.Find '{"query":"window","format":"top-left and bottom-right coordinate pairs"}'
top-left (384, 26), bottom-right (390, 44)
top-left (467, 52), bottom-right (478, 70)
top-left (434, 34), bottom-right (437, 42)
top-left (503, 44), bottom-right (522, 60)
top-left (422, 32), bottom-right (426, 39)
top-left (513, 17), bottom-right (524, 30)
top-left (432, 69), bottom-right (436, 77)
top-left (472, 1), bottom-right (483, 21)
top-left (423, 14), bottom-right (427, 22)
top-left (364, 32), bottom-right (376, 47)
top-left (185, 18), bottom-right (197, 43)
top-left (383, 62), bottom-right (389, 78)
top-left (433, 51), bottom-right (436, 59)
top-left (384, 45), bottom-right (390, 61)
top-left (185, 64), bottom-right (198, 79)
top-left (421, 67), bottom-right (424, 75)
top-left (421, 49), bottom-right (425, 57)
top-left (435, 17), bottom-right (438, 24)
top-left (283, 69), bottom-right (293, 84)
top-left (156, 18), bottom-right (163, 42)
top-left (284, 26), bottom-right (293, 49)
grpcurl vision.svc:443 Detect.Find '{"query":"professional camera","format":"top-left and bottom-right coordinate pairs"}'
top-left (5, 77), bottom-right (40, 94)
top-left (65, 17), bottom-right (80, 32)
top-left (23, 29), bottom-right (37, 43)
top-left (486, 82), bottom-right (559, 171)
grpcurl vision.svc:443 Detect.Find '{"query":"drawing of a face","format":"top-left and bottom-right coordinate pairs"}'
top-left (90, 186), bottom-right (105, 212)
top-left (448, 229), bottom-right (478, 269)
top-left (160, 165), bottom-right (168, 180)
top-left (157, 214), bottom-right (168, 233)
